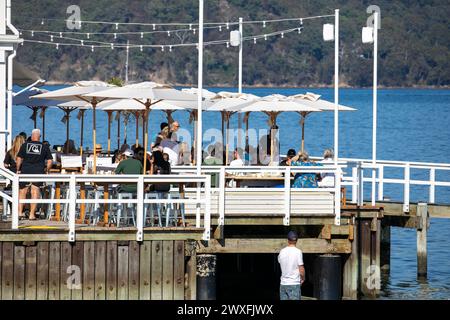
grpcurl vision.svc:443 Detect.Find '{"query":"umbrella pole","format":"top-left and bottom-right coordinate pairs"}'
top-left (300, 112), bottom-right (306, 152)
top-left (42, 107), bottom-right (47, 141)
top-left (33, 107), bottom-right (37, 128)
top-left (142, 111), bottom-right (145, 149)
top-left (221, 111), bottom-right (225, 152)
top-left (135, 111), bottom-right (139, 147)
top-left (225, 113), bottom-right (230, 165)
top-left (107, 111), bottom-right (112, 156)
top-left (66, 110), bottom-right (70, 154)
top-left (192, 111), bottom-right (197, 166)
top-left (143, 102), bottom-right (151, 174)
top-left (117, 111), bottom-right (120, 149)
top-left (92, 100), bottom-right (97, 174)
top-left (245, 112), bottom-right (250, 163)
top-left (80, 110), bottom-right (85, 157)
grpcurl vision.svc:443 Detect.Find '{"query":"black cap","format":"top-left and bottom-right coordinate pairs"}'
top-left (287, 231), bottom-right (298, 241)
top-left (287, 149), bottom-right (296, 157)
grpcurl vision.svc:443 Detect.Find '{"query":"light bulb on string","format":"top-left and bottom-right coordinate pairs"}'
top-left (281, 32), bottom-right (284, 38)
top-left (263, 21), bottom-right (266, 28)
top-left (19, 31), bottom-right (22, 36)
top-left (298, 27), bottom-right (302, 34)
top-left (300, 18), bottom-right (303, 26)
top-left (141, 32), bottom-right (144, 38)
top-left (226, 41), bottom-right (229, 48)
top-left (115, 23), bottom-right (119, 30)
top-left (167, 31), bottom-right (171, 37)
top-left (226, 22), bottom-right (229, 29)
top-left (87, 33), bottom-right (90, 39)
top-left (219, 25), bottom-right (222, 31)
top-left (50, 35), bottom-right (54, 42)
top-left (193, 28), bottom-right (196, 35)
top-left (91, 45), bottom-right (94, 52)
top-left (81, 40), bottom-right (84, 46)
top-left (161, 45), bottom-right (164, 52)
top-left (110, 43), bottom-right (114, 50)
top-left (41, 19), bottom-right (44, 25)
top-left (152, 24), bottom-right (156, 30)
top-left (140, 45), bottom-right (143, 52)
top-left (31, 31), bottom-right (34, 37)
top-left (169, 45), bottom-right (173, 52)
top-left (56, 43), bottom-right (59, 50)
top-left (189, 24), bottom-right (192, 30)
top-left (264, 34), bottom-right (267, 41)
top-left (196, 43), bottom-right (199, 50)
top-left (114, 33), bottom-right (117, 39)
top-left (253, 37), bottom-right (257, 44)
top-left (59, 32), bottom-right (62, 37)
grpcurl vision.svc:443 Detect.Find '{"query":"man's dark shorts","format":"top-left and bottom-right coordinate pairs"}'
top-left (19, 182), bottom-right (44, 189)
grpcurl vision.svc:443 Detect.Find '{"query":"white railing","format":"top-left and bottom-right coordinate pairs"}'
top-left (172, 165), bottom-right (342, 226)
top-left (336, 157), bottom-right (450, 212)
top-left (0, 172), bottom-right (211, 242)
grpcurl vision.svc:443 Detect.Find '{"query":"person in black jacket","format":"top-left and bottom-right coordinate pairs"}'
top-left (3, 134), bottom-right (26, 173)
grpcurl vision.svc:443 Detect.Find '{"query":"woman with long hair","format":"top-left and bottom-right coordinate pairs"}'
top-left (4, 135), bottom-right (25, 173)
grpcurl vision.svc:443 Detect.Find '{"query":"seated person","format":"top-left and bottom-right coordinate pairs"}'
top-left (63, 139), bottom-right (78, 154)
top-left (229, 148), bottom-right (244, 166)
top-left (115, 149), bottom-right (143, 193)
top-left (291, 151), bottom-right (322, 188)
top-left (318, 149), bottom-right (342, 187)
top-left (203, 144), bottom-right (223, 165)
top-left (149, 150), bottom-right (171, 192)
top-left (280, 149), bottom-right (296, 166)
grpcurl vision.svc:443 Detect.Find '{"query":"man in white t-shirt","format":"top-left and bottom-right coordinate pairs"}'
top-left (277, 231), bottom-right (305, 300)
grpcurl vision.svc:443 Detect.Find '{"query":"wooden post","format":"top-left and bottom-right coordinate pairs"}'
top-left (380, 221), bottom-right (390, 272)
top-left (343, 222), bottom-right (359, 299)
top-left (417, 203), bottom-right (428, 278)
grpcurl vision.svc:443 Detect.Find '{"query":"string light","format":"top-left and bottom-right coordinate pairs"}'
top-left (219, 25), bottom-right (222, 31)
top-left (41, 19), bottom-right (44, 25)
top-left (226, 22), bottom-right (229, 29)
top-left (189, 24), bottom-right (192, 30)
top-left (81, 40), bottom-right (84, 46)
top-left (59, 32), bottom-right (62, 37)
top-left (167, 30), bottom-right (171, 37)
top-left (31, 30), bottom-right (34, 37)
top-left (115, 23), bottom-right (119, 30)
top-left (50, 35), bottom-right (54, 42)
top-left (263, 21), bottom-right (266, 28)
top-left (91, 45), bottom-right (94, 52)
top-left (110, 43), bottom-right (114, 49)
top-left (281, 32), bottom-right (284, 38)
top-left (87, 33), bottom-right (90, 39)
top-left (152, 24), bottom-right (156, 30)
top-left (56, 43), bottom-right (59, 49)
top-left (140, 45), bottom-right (143, 51)
top-left (169, 45), bottom-right (172, 52)
top-left (298, 27), bottom-right (302, 34)
top-left (161, 45), bottom-right (164, 51)
top-left (114, 33), bottom-right (117, 39)
top-left (253, 37), bottom-right (256, 44)
top-left (140, 32), bottom-right (144, 38)
top-left (193, 28), bottom-right (196, 35)
top-left (300, 18), bottom-right (303, 25)
top-left (264, 34), bottom-right (267, 40)
top-left (226, 41), bottom-right (229, 48)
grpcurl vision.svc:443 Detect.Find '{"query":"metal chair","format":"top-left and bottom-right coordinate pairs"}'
top-left (116, 192), bottom-right (136, 227)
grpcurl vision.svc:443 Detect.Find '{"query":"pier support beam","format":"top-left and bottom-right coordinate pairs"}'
top-left (359, 217), bottom-right (381, 298)
top-left (313, 254), bottom-right (342, 300)
top-left (380, 222), bottom-right (390, 272)
top-left (343, 222), bottom-right (359, 299)
top-left (196, 254), bottom-right (217, 300)
top-left (416, 203), bottom-right (429, 278)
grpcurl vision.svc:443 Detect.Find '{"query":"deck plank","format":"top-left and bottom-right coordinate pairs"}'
top-left (162, 241), bottom-right (174, 300)
top-left (128, 241), bottom-right (140, 300)
top-left (106, 241), bottom-right (117, 300)
top-left (48, 242), bottom-right (61, 300)
top-left (139, 241), bottom-right (151, 300)
top-left (60, 242), bottom-right (72, 300)
top-left (25, 246), bottom-right (37, 300)
top-left (95, 241), bottom-right (106, 300)
top-left (70, 242), bottom-right (84, 300)
top-left (1, 242), bottom-right (13, 300)
top-left (36, 242), bottom-right (49, 300)
top-left (173, 240), bottom-right (185, 300)
top-left (13, 245), bottom-right (25, 300)
top-left (151, 241), bottom-right (162, 300)
top-left (117, 244), bottom-right (129, 300)
top-left (82, 241), bottom-right (95, 300)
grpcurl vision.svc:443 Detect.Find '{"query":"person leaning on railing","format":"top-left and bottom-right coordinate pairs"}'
top-left (15, 129), bottom-right (53, 220)
top-left (290, 150), bottom-right (322, 188)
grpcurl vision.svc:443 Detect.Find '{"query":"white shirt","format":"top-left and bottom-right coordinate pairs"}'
top-left (229, 158), bottom-right (244, 166)
top-left (319, 158), bottom-right (343, 187)
top-left (278, 246), bottom-right (304, 285)
top-left (163, 147), bottom-right (178, 167)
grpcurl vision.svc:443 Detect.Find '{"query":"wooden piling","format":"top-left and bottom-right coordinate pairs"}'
top-left (380, 222), bottom-right (390, 272)
top-left (417, 203), bottom-right (428, 278)
top-left (343, 222), bottom-right (359, 300)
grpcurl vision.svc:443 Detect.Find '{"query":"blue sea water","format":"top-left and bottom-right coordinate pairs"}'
top-left (11, 86), bottom-right (450, 299)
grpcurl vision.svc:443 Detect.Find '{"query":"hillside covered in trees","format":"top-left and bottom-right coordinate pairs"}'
top-left (12, 0), bottom-right (450, 87)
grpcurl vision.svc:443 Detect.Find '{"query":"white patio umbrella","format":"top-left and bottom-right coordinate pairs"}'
top-left (32, 81), bottom-right (116, 172)
top-left (206, 91), bottom-right (259, 164)
top-left (233, 94), bottom-right (319, 163)
top-left (84, 82), bottom-right (197, 173)
top-left (13, 87), bottom-right (64, 140)
top-left (290, 92), bottom-right (356, 151)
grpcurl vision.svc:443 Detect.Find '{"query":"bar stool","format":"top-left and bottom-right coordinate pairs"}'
top-left (144, 192), bottom-right (163, 227)
top-left (166, 192), bottom-right (186, 227)
top-left (116, 192), bottom-right (136, 227)
top-left (1, 189), bottom-right (12, 221)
